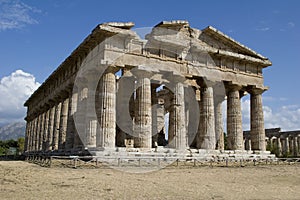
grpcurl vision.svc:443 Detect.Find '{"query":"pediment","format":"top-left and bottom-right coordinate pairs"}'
top-left (200, 26), bottom-right (268, 60)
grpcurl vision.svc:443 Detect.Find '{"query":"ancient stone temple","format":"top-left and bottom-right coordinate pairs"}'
top-left (23, 20), bottom-right (272, 158)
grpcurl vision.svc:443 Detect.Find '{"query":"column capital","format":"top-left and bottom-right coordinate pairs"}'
top-left (225, 82), bottom-right (243, 93)
top-left (248, 86), bottom-right (267, 95)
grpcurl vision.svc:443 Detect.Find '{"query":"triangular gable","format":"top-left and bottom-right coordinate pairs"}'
top-left (201, 26), bottom-right (268, 60)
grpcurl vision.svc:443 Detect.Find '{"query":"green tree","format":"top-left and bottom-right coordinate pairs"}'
top-left (17, 137), bottom-right (25, 154)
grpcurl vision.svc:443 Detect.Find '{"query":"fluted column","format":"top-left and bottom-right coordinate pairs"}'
top-left (65, 89), bottom-right (78, 150)
top-left (293, 136), bottom-right (298, 157)
top-left (197, 86), bottom-right (215, 149)
top-left (42, 109), bottom-right (50, 151)
top-left (250, 88), bottom-right (266, 151)
top-left (116, 71), bottom-right (135, 147)
top-left (52, 102), bottom-right (62, 150)
top-left (97, 70), bottom-right (116, 148)
top-left (283, 137), bottom-right (289, 156)
top-left (58, 97), bottom-right (69, 150)
top-left (46, 106), bottom-right (55, 151)
top-left (226, 85), bottom-right (243, 150)
top-left (31, 117), bottom-right (37, 151)
top-left (24, 120), bottom-right (30, 152)
top-left (38, 112), bottom-right (45, 151)
top-left (86, 75), bottom-right (99, 149)
top-left (133, 74), bottom-right (152, 148)
top-left (215, 96), bottom-right (224, 150)
top-left (276, 137), bottom-right (282, 157)
top-left (35, 114), bottom-right (41, 151)
top-left (74, 80), bottom-right (88, 149)
top-left (168, 81), bottom-right (187, 149)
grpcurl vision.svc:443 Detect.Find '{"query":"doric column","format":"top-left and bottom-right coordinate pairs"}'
top-left (58, 97), bottom-right (69, 150)
top-left (65, 89), bottom-right (78, 150)
top-left (168, 81), bottom-right (187, 150)
top-left (46, 105), bottom-right (55, 151)
top-left (74, 80), bottom-right (88, 149)
top-left (293, 135), bottom-right (298, 157)
top-left (31, 117), bottom-right (37, 151)
top-left (226, 85), bottom-right (244, 150)
top-left (151, 86), bottom-right (158, 147)
top-left (42, 109), bottom-right (50, 151)
top-left (35, 114), bottom-right (41, 151)
top-left (250, 88), bottom-right (266, 151)
top-left (277, 137), bottom-right (282, 157)
top-left (52, 101), bottom-right (62, 150)
top-left (197, 86), bottom-right (215, 149)
top-left (215, 96), bottom-right (224, 150)
top-left (297, 134), bottom-right (300, 155)
top-left (115, 71), bottom-right (134, 147)
top-left (86, 74), bottom-right (99, 149)
top-left (283, 137), bottom-right (289, 156)
top-left (38, 112), bottom-right (45, 151)
top-left (97, 70), bottom-right (116, 148)
top-left (24, 120), bottom-right (30, 152)
top-left (133, 72), bottom-right (152, 148)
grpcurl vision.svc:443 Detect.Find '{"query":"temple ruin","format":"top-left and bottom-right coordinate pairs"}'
top-left (24, 20), bottom-right (275, 160)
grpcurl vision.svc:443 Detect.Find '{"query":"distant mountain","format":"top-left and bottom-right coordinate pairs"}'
top-left (0, 122), bottom-right (26, 141)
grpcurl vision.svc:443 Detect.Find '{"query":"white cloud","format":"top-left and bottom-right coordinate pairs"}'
top-left (0, 70), bottom-right (40, 124)
top-left (0, 0), bottom-right (41, 31)
top-left (288, 22), bottom-right (295, 28)
top-left (255, 27), bottom-right (270, 32)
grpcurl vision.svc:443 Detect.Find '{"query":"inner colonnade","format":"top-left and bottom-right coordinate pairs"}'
top-left (24, 20), bottom-right (272, 156)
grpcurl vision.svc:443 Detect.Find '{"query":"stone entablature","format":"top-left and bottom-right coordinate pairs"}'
top-left (24, 20), bottom-right (272, 155)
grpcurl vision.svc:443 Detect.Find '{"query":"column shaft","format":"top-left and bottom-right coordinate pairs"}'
top-left (215, 98), bottom-right (224, 150)
top-left (97, 71), bottom-right (116, 148)
top-left (42, 109), bottom-right (50, 151)
top-left (74, 85), bottom-right (88, 149)
top-left (250, 90), bottom-right (266, 151)
top-left (197, 86), bottom-right (216, 149)
top-left (52, 102), bottom-right (62, 150)
top-left (46, 106), bottom-right (55, 151)
top-left (227, 87), bottom-right (243, 150)
top-left (168, 82), bottom-right (187, 149)
top-left (35, 114), bottom-right (41, 151)
top-left (86, 79), bottom-right (97, 148)
top-left (58, 98), bottom-right (69, 150)
top-left (134, 77), bottom-right (152, 148)
top-left (65, 91), bottom-right (78, 150)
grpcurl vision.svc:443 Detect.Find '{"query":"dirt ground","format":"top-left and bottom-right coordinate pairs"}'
top-left (1, 161), bottom-right (300, 200)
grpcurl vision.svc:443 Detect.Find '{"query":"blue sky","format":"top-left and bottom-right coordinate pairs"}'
top-left (0, 0), bottom-right (299, 130)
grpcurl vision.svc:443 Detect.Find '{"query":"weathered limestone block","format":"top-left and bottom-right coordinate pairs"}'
top-left (197, 86), bottom-right (216, 149)
top-left (227, 85), bottom-right (244, 150)
top-left (97, 71), bottom-right (116, 148)
top-left (250, 88), bottom-right (266, 151)
top-left (134, 75), bottom-right (152, 148)
top-left (168, 81), bottom-right (187, 149)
